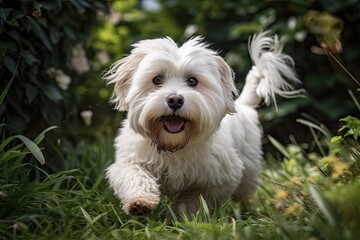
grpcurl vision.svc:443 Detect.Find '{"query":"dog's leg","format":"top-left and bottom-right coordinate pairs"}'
top-left (106, 162), bottom-right (161, 216)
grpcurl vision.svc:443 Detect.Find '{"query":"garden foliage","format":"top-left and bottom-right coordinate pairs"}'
top-left (0, 0), bottom-right (110, 137)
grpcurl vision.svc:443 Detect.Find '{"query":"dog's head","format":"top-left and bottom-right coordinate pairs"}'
top-left (104, 37), bottom-right (238, 152)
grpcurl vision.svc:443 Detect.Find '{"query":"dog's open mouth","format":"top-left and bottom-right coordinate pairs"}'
top-left (163, 115), bottom-right (186, 134)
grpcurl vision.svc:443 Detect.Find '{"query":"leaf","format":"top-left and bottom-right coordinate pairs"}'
top-left (348, 90), bottom-right (360, 112)
top-left (268, 135), bottom-right (290, 159)
top-left (7, 90), bottom-right (30, 122)
top-left (0, 136), bottom-right (17, 152)
top-left (309, 185), bottom-right (336, 226)
top-left (304, 10), bottom-right (343, 48)
top-left (1, 151), bottom-right (29, 162)
top-left (49, 27), bottom-right (60, 44)
top-left (27, 16), bottom-right (52, 51)
top-left (64, 26), bottom-right (76, 40)
top-left (72, 0), bottom-right (92, 9)
top-left (339, 116), bottom-right (360, 141)
top-left (260, 98), bottom-right (310, 121)
top-left (40, 107), bottom-right (62, 126)
top-left (3, 56), bottom-right (16, 73)
top-left (33, 126), bottom-right (58, 145)
top-left (80, 207), bottom-right (93, 223)
top-left (43, 85), bottom-right (63, 102)
top-left (0, 8), bottom-right (6, 20)
top-left (230, 22), bottom-right (261, 38)
top-left (296, 119), bottom-right (331, 139)
top-left (1, 57), bottom-right (20, 105)
top-left (81, 207), bottom-right (108, 225)
top-left (9, 9), bottom-right (24, 21)
top-left (0, 134), bottom-right (45, 165)
top-left (167, 205), bottom-right (178, 222)
top-left (24, 84), bottom-right (38, 103)
top-left (22, 51), bottom-right (40, 64)
top-left (330, 135), bottom-right (342, 144)
top-left (199, 195), bottom-right (211, 220)
top-left (15, 135), bottom-right (45, 165)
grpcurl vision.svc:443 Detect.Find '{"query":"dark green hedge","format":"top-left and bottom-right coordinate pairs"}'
top-left (0, 0), bottom-right (110, 138)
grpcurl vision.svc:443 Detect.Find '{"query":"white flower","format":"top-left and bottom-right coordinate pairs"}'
top-left (80, 110), bottom-right (93, 126)
top-left (108, 8), bottom-right (120, 24)
top-left (288, 16), bottom-right (297, 30)
top-left (71, 44), bottom-right (90, 74)
top-left (294, 30), bottom-right (307, 42)
top-left (46, 67), bottom-right (56, 76)
top-left (55, 69), bottom-right (71, 90)
top-left (97, 51), bottom-right (110, 65)
top-left (47, 67), bottom-right (71, 90)
top-left (184, 24), bottom-right (198, 38)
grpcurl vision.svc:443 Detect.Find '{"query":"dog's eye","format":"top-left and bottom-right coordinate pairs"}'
top-left (152, 76), bottom-right (163, 86)
top-left (186, 77), bottom-right (198, 87)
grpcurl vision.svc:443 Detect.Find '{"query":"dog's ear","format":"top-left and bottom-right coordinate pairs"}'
top-left (103, 53), bottom-right (145, 111)
top-left (215, 56), bottom-right (238, 114)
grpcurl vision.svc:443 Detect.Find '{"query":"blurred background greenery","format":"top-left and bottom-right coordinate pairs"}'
top-left (1, 0), bottom-right (359, 171)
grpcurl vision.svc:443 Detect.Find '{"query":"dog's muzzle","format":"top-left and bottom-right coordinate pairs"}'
top-left (163, 115), bottom-right (186, 134)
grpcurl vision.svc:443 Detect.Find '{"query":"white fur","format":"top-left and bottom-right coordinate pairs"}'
top-left (104, 32), bottom-right (301, 216)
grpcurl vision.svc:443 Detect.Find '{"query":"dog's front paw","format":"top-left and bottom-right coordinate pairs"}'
top-left (123, 197), bottom-right (159, 216)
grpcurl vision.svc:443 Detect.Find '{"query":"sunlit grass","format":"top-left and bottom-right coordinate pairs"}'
top-left (1, 119), bottom-right (360, 239)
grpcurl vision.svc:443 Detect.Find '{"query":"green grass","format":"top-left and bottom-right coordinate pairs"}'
top-left (1, 120), bottom-right (360, 240)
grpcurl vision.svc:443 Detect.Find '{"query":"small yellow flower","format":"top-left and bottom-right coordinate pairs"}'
top-left (308, 237), bottom-right (319, 240)
top-left (276, 202), bottom-right (285, 210)
top-left (290, 176), bottom-right (302, 185)
top-left (275, 189), bottom-right (288, 200)
top-left (331, 161), bottom-right (348, 180)
top-left (333, 161), bottom-right (347, 173)
top-left (322, 155), bottom-right (338, 165)
top-left (285, 202), bottom-right (302, 216)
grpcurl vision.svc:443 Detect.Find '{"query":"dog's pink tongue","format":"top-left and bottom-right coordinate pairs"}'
top-left (164, 116), bottom-right (184, 133)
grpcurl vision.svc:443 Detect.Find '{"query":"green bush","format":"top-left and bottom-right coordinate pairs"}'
top-left (0, 0), bottom-right (110, 137)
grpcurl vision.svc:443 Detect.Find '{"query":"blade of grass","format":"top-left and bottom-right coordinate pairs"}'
top-left (0, 136), bottom-right (18, 151)
top-left (309, 185), bottom-right (335, 226)
top-left (33, 126), bottom-right (58, 145)
top-left (16, 135), bottom-right (45, 165)
top-left (167, 205), bottom-right (178, 223)
top-left (0, 57), bottom-right (20, 105)
top-left (322, 45), bottom-right (360, 86)
top-left (296, 119), bottom-right (331, 139)
top-left (199, 195), bottom-right (211, 221)
top-left (0, 135), bottom-right (45, 164)
top-left (309, 127), bottom-right (326, 157)
top-left (348, 90), bottom-right (360, 112)
top-left (268, 135), bottom-right (290, 159)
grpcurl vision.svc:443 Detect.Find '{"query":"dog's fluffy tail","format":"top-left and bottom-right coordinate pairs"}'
top-left (239, 31), bottom-right (304, 108)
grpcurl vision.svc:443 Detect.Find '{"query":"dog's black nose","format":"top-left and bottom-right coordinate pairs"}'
top-left (166, 94), bottom-right (184, 111)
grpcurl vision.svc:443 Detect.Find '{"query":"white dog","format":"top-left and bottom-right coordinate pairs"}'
top-left (104, 31), bottom-right (302, 217)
